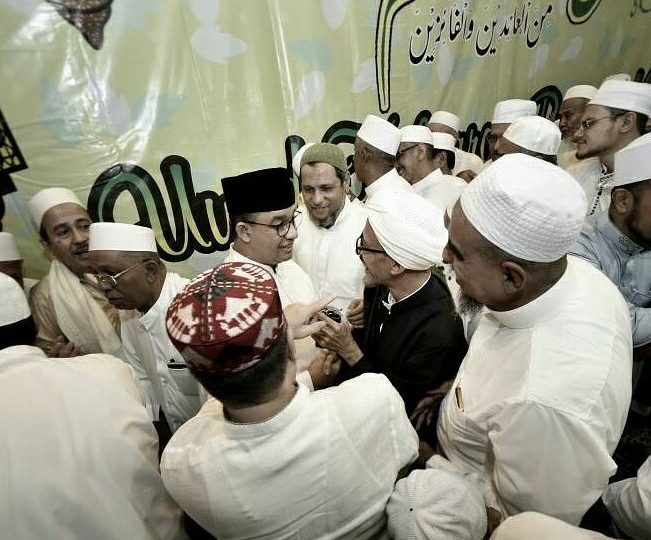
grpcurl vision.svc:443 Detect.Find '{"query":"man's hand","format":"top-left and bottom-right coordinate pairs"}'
top-left (284, 295), bottom-right (336, 339)
top-left (49, 336), bottom-right (85, 358)
top-left (307, 350), bottom-right (341, 390)
top-left (313, 313), bottom-right (363, 365)
top-left (410, 379), bottom-right (454, 431)
top-left (346, 298), bottom-right (364, 329)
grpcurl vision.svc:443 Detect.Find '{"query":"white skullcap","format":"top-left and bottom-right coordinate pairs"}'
top-left (292, 143), bottom-right (315, 177)
top-left (431, 133), bottom-right (457, 153)
top-left (589, 80), bottom-right (651, 117)
top-left (491, 99), bottom-right (537, 124)
top-left (604, 73), bottom-right (631, 82)
top-left (613, 132), bottom-right (651, 188)
top-left (428, 110), bottom-right (460, 131)
top-left (357, 114), bottom-right (401, 155)
top-left (366, 189), bottom-right (446, 269)
top-left (460, 153), bottom-right (587, 262)
top-left (28, 188), bottom-right (83, 228)
top-left (491, 512), bottom-right (610, 540)
top-left (0, 232), bottom-right (21, 262)
top-left (0, 272), bottom-right (30, 327)
top-left (386, 468), bottom-right (487, 540)
top-left (88, 222), bottom-right (157, 252)
top-left (563, 85), bottom-right (598, 101)
top-left (502, 116), bottom-right (562, 155)
top-left (400, 125), bottom-right (434, 146)
top-left (457, 151), bottom-right (484, 174)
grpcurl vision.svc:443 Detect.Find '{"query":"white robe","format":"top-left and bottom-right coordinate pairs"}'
top-left (293, 198), bottom-right (367, 313)
top-left (452, 148), bottom-right (484, 175)
top-left (557, 139), bottom-right (581, 171)
top-left (161, 373), bottom-right (418, 539)
top-left (566, 157), bottom-right (610, 216)
top-left (121, 272), bottom-right (201, 432)
top-left (412, 168), bottom-right (467, 213)
top-left (364, 168), bottom-right (411, 203)
top-left (437, 257), bottom-right (632, 525)
top-left (0, 345), bottom-right (185, 540)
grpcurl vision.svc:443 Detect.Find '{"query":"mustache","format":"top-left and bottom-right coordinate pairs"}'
top-left (72, 243), bottom-right (89, 255)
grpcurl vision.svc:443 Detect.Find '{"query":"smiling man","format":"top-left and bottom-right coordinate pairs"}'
top-left (557, 84), bottom-right (598, 170)
top-left (27, 188), bottom-right (122, 358)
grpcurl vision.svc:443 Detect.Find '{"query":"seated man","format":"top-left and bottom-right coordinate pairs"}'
top-left (486, 99), bottom-right (537, 164)
top-left (0, 273), bottom-right (185, 540)
top-left (494, 115), bottom-right (561, 164)
top-left (438, 154), bottom-right (632, 526)
top-left (314, 186), bottom-right (466, 427)
top-left (0, 231), bottom-right (37, 292)
top-left (88, 222), bottom-right (201, 434)
top-left (427, 109), bottom-right (484, 176)
top-left (557, 84), bottom-right (598, 170)
top-left (293, 143), bottom-right (367, 314)
top-left (161, 262), bottom-right (418, 539)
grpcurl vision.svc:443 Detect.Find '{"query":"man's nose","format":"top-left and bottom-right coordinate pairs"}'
top-left (285, 222), bottom-right (298, 240)
top-left (72, 226), bottom-right (88, 244)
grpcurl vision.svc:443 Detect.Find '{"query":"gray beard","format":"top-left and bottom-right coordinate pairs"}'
top-left (456, 291), bottom-right (484, 318)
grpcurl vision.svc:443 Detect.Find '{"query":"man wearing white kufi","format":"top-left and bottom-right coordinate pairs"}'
top-left (396, 125), bottom-right (466, 213)
top-left (428, 109), bottom-right (484, 177)
top-left (314, 187), bottom-right (466, 441)
top-left (455, 151), bottom-right (484, 183)
top-left (0, 232), bottom-right (37, 293)
top-left (486, 98), bottom-right (537, 163)
top-left (557, 84), bottom-right (599, 170)
top-left (27, 188), bottom-right (122, 358)
top-left (88, 222), bottom-right (200, 435)
top-left (0, 273), bottom-right (185, 540)
top-left (495, 115), bottom-right (561, 164)
top-left (437, 153), bottom-right (632, 525)
top-left (568, 80), bottom-right (651, 215)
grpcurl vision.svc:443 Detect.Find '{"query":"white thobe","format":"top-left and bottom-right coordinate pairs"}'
top-left (602, 456), bottom-right (651, 540)
top-left (412, 168), bottom-right (467, 213)
top-left (557, 139), bottom-right (581, 170)
top-left (121, 272), bottom-right (201, 432)
top-left (0, 345), bottom-right (185, 540)
top-left (225, 246), bottom-right (318, 371)
top-left (567, 157), bottom-right (610, 216)
top-left (364, 168), bottom-right (411, 203)
top-left (161, 373), bottom-right (418, 539)
top-left (293, 198), bottom-right (367, 313)
top-left (438, 256), bottom-right (632, 525)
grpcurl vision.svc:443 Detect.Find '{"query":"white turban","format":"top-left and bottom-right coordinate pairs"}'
top-left (460, 153), bottom-right (587, 262)
top-left (366, 189), bottom-right (446, 269)
top-left (428, 110), bottom-right (460, 132)
top-left (590, 80), bottom-right (651, 117)
top-left (0, 273), bottom-right (30, 327)
top-left (614, 132), bottom-right (651, 188)
top-left (89, 223), bottom-right (157, 252)
top-left (357, 115), bottom-right (401, 155)
top-left (502, 116), bottom-right (561, 155)
top-left (563, 85), bottom-right (598, 101)
top-left (28, 188), bottom-right (83, 228)
top-left (0, 232), bottom-right (21, 262)
top-left (492, 99), bottom-right (537, 124)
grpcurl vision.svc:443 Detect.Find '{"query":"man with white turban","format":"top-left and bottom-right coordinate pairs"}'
top-left (494, 115), bottom-right (561, 164)
top-left (27, 188), bottom-right (122, 358)
top-left (314, 187), bottom-right (466, 438)
top-left (0, 232), bottom-right (37, 293)
top-left (437, 153), bottom-right (632, 526)
top-left (568, 80), bottom-right (651, 215)
top-left (557, 84), bottom-right (599, 169)
top-left (486, 98), bottom-right (537, 163)
top-left (427, 110), bottom-right (484, 177)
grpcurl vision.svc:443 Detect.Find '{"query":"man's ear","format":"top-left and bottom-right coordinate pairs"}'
top-left (389, 259), bottom-right (406, 277)
top-left (619, 111), bottom-right (637, 134)
top-left (143, 258), bottom-right (160, 284)
top-left (611, 188), bottom-right (634, 216)
top-left (501, 260), bottom-right (527, 294)
top-left (235, 221), bottom-right (252, 243)
top-left (434, 151), bottom-right (447, 169)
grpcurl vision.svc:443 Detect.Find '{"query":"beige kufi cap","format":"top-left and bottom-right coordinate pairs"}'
top-left (428, 110), bottom-right (460, 131)
top-left (460, 153), bottom-right (587, 262)
top-left (88, 222), bottom-right (157, 252)
top-left (28, 188), bottom-right (83, 228)
top-left (0, 273), bottom-right (30, 327)
top-left (400, 125), bottom-right (434, 146)
top-left (0, 232), bottom-right (21, 262)
top-left (503, 116), bottom-right (562, 155)
top-left (589, 80), bottom-right (651, 117)
top-left (492, 99), bottom-right (537, 124)
top-left (563, 85), bottom-right (598, 101)
top-left (357, 115), bottom-right (401, 155)
top-left (613, 132), bottom-right (651, 188)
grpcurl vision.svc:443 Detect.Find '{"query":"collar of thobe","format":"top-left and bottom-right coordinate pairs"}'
top-left (0, 345), bottom-right (47, 372)
top-left (597, 211), bottom-right (645, 256)
top-left (139, 272), bottom-right (173, 330)
top-left (488, 260), bottom-right (575, 329)
top-left (229, 247), bottom-right (278, 276)
top-left (382, 273), bottom-right (432, 314)
top-left (365, 168), bottom-right (410, 200)
top-left (223, 382), bottom-right (308, 437)
top-left (412, 168), bottom-right (444, 194)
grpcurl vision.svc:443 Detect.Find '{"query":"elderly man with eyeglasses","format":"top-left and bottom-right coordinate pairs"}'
top-left (88, 222), bottom-right (200, 439)
top-left (567, 80), bottom-right (651, 216)
top-left (222, 167), bottom-right (319, 373)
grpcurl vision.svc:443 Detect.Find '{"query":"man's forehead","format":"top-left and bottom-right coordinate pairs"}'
top-left (560, 97), bottom-right (588, 111)
top-left (428, 123), bottom-right (457, 136)
top-left (42, 202), bottom-right (90, 225)
top-left (255, 204), bottom-right (296, 221)
top-left (583, 103), bottom-right (610, 118)
top-left (301, 162), bottom-right (338, 181)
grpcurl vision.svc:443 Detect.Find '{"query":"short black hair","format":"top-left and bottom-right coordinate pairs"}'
top-left (0, 316), bottom-right (36, 349)
top-left (190, 331), bottom-right (289, 407)
top-left (606, 106), bottom-right (648, 135)
top-left (426, 146), bottom-right (455, 170)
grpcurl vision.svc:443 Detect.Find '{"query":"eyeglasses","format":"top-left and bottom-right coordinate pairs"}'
top-left (396, 144), bottom-right (420, 159)
top-left (242, 210), bottom-right (302, 237)
top-left (355, 235), bottom-right (385, 256)
top-left (579, 113), bottom-right (625, 131)
top-left (94, 259), bottom-right (145, 289)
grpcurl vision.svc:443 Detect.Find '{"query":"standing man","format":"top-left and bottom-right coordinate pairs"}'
top-left (88, 222), bottom-right (200, 434)
top-left (569, 80), bottom-right (651, 215)
top-left (293, 143), bottom-right (367, 313)
top-left (494, 115), bottom-right (561, 163)
top-left (28, 188), bottom-right (121, 357)
top-left (0, 232), bottom-right (37, 292)
top-left (487, 98), bottom-right (537, 163)
top-left (557, 84), bottom-right (598, 169)
top-left (427, 109), bottom-right (484, 176)
top-left (438, 154), bottom-right (632, 526)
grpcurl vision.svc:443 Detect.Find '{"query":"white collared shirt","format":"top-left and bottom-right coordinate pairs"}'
top-left (293, 198), bottom-right (367, 312)
top-left (412, 168), bottom-right (466, 213)
top-left (438, 256), bottom-right (632, 525)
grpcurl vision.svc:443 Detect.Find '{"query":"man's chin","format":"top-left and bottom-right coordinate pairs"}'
top-left (456, 291), bottom-right (484, 317)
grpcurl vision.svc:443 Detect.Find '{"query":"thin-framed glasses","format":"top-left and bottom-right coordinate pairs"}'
top-left (95, 259), bottom-right (145, 288)
top-left (242, 210), bottom-right (302, 237)
top-left (355, 234), bottom-right (386, 256)
top-left (579, 113), bottom-right (625, 131)
top-left (396, 143), bottom-right (420, 159)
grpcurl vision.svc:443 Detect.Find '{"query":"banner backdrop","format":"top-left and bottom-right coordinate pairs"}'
top-left (1, 0), bottom-right (650, 277)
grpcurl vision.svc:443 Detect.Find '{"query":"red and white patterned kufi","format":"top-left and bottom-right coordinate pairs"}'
top-left (166, 262), bottom-right (285, 375)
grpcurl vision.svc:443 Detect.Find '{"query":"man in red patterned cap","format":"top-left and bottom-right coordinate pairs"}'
top-left (160, 262), bottom-right (418, 539)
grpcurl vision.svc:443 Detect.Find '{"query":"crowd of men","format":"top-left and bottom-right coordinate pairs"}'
top-left (0, 75), bottom-right (650, 540)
